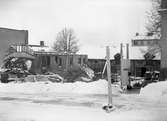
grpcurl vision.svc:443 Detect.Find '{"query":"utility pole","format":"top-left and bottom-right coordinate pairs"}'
top-left (64, 35), bottom-right (70, 83)
top-left (126, 43), bottom-right (129, 59)
top-left (66, 35), bottom-right (69, 72)
top-left (103, 46), bottom-right (115, 112)
top-left (126, 43), bottom-right (131, 88)
top-left (120, 43), bottom-right (123, 88)
top-left (120, 43), bottom-right (130, 90)
top-left (106, 46), bottom-right (112, 106)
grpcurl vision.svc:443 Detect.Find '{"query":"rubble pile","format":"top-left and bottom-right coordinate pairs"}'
top-left (64, 65), bottom-right (95, 82)
top-left (24, 74), bottom-right (64, 83)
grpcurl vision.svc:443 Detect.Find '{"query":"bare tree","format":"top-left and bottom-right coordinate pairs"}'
top-left (146, 0), bottom-right (161, 34)
top-left (53, 28), bottom-right (79, 54)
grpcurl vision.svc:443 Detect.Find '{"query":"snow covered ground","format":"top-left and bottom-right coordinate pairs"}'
top-left (0, 80), bottom-right (121, 94)
top-left (0, 79), bottom-right (167, 121)
top-left (140, 81), bottom-right (167, 102)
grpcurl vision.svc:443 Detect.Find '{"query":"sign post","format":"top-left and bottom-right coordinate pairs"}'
top-left (102, 46), bottom-right (115, 112)
top-left (106, 46), bottom-right (112, 106)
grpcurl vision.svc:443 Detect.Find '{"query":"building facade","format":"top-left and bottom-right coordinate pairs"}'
top-left (160, 0), bottom-right (167, 80)
top-left (87, 58), bottom-right (160, 77)
top-left (0, 27), bottom-right (28, 66)
top-left (131, 33), bottom-right (160, 46)
top-left (30, 51), bottom-right (88, 75)
top-left (87, 59), bottom-right (120, 74)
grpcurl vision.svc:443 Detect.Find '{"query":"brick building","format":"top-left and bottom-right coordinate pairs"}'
top-left (0, 27), bottom-right (28, 66)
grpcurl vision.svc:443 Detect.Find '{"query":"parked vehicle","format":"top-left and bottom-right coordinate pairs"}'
top-left (142, 71), bottom-right (160, 87)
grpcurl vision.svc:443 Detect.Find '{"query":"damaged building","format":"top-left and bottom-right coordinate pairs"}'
top-left (30, 51), bottom-right (88, 75)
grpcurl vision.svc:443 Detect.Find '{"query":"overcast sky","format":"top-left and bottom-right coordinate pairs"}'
top-left (0, 0), bottom-right (151, 58)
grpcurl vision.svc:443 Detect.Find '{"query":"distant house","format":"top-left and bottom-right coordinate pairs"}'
top-left (131, 33), bottom-right (160, 46)
top-left (0, 27), bottom-right (28, 66)
top-left (130, 33), bottom-right (161, 77)
top-left (30, 51), bottom-right (88, 74)
top-left (0, 28), bottom-right (87, 75)
top-left (88, 33), bottom-right (161, 77)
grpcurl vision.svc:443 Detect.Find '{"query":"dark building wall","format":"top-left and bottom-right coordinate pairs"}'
top-left (0, 27), bottom-right (28, 67)
top-left (160, 0), bottom-right (167, 80)
top-left (87, 59), bottom-right (120, 74)
top-left (130, 60), bottom-right (160, 77)
top-left (88, 59), bottom-right (160, 77)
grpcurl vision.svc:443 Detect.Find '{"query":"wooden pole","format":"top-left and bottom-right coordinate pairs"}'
top-left (66, 35), bottom-right (69, 72)
top-left (126, 43), bottom-right (129, 59)
top-left (102, 61), bottom-right (107, 78)
top-left (106, 46), bottom-right (112, 105)
top-left (120, 43), bottom-right (123, 88)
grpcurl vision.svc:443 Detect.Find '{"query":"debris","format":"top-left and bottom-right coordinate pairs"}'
top-left (102, 105), bottom-right (116, 113)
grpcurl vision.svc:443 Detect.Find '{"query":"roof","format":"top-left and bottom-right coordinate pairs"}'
top-left (132, 34), bottom-right (160, 40)
top-left (0, 27), bottom-right (28, 32)
top-left (129, 46), bottom-right (160, 60)
top-left (34, 51), bottom-right (87, 56)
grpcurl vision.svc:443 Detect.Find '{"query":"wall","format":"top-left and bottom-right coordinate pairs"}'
top-left (160, 1), bottom-right (167, 80)
top-left (130, 60), bottom-right (160, 77)
top-left (87, 59), bottom-right (120, 74)
top-left (0, 28), bottom-right (28, 67)
top-left (87, 59), bottom-right (160, 77)
top-left (31, 54), bottom-right (88, 75)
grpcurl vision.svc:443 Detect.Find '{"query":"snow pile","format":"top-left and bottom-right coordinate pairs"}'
top-left (140, 81), bottom-right (167, 101)
top-left (0, 79), bottom-right (121, 95)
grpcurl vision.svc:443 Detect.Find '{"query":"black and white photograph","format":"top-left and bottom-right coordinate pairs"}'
top-left (0, 0), bottom-right (167, 121)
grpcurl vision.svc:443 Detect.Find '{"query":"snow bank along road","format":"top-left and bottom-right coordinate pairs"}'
top-left (0, 80), bottom-right (167, 121)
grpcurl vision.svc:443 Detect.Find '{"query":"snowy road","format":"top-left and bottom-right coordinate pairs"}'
top-left (0, 91), bottom-right (167, 121)
top-left (0, 80), bottom-right (167, 121)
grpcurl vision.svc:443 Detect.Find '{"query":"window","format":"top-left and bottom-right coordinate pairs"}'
top-left (59, 58), bottom-right (62, 66)
top-left (154, 40), bottom-right (158, 45)
top-left (41, 56), bottom-right (46, 66)
top-left (143, 40), bottom-right (147, 46)
top-left (133, 40), bottom-right (139, 46)
top-left (78, 58), bottom-right (81, 64)
top-left (94, 60), bottom-right (98, 63)
top-left (46, 56), bottom-right (50, 66)
top-left (83, 58), bottom-right (86, 64)
top-left (140, 41), bottom-right (144, 46)
top-left (147, 41), bottom-right (151, 45)
top-left (55, 56), bottom-right (58, 63)
top-left (70, 57), bottom-right (73, 65)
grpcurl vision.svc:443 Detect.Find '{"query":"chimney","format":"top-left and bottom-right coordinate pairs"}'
top-left (40, 41), bottom-right (44, 46)
top-left (135, 33), bottom-right (139, 36)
